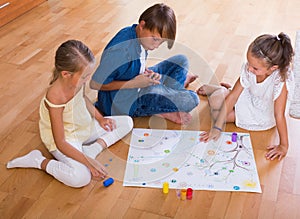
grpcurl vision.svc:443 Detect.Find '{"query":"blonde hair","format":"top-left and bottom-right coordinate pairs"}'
top-left (50, 40), bottom-right (95, 85)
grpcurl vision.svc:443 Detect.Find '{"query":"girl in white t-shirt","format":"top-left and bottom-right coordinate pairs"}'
top-left (197, 32), bottom-right (294, 161)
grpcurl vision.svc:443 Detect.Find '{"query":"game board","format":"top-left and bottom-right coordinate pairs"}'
top-left (123, 128), bottom-right (262, 193)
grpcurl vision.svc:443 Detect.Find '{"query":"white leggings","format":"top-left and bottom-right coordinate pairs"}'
top-left (45, 116), bottom-right (133, 188)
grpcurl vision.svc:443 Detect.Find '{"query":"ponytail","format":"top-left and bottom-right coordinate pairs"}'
top-left (250, 32), bottom-right (294, 80)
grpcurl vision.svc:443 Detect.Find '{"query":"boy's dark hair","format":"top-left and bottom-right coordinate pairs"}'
top-left (139, 3), bottom-right (176, 49)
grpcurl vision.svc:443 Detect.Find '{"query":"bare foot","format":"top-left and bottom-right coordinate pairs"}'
top-left (156, 112), bottom-right (192, 125)
top-left (184, 73), bottom-right (198, 88)
top-left (196, 83), bottom-right (232, 96)
top-left (219, 82), bottom-right (232, 89)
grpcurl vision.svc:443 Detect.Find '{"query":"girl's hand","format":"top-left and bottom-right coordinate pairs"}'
top-left (265, 144), bottom-right (288, 161)
top-left (99, 118), bottom-right (116, 132)
top-left (90, 165), bottom-right (107, 180)
top-left (199, 129), bottom-right (221, 142)
top-left (85, 156), bottom-right (108, 180)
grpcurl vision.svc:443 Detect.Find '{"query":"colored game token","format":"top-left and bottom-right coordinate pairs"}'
top-left (231, 132), bottom-right (237, 142)
top-left (163, 182), bottom-right (169, 194)
top-left (180, 189), bottom-right (187, 200)
top-left (186, 188), bottom-right (193, 200)
top-left (103, 178), bottom-right (114, 187)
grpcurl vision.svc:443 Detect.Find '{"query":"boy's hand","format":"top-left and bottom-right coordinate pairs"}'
top-left (144, 69), bottom-right (162, 81)
top-left (199, 129), bottom-right (221, 142)
top-left (265, 144), bottom-right (288, 161)
top-left (132, 73), bottom-right (161, 88)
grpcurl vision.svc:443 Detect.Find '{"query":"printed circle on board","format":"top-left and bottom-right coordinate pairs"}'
top-left (243, 180), bottom-right (257, 188)
top-left (207, 150), bottom-right (216, 155)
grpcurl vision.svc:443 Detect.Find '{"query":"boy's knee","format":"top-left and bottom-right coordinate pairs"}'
top-left (172, 54), bottom-right (189, 68)
top-left (191, 91), bottom-right (200, 106)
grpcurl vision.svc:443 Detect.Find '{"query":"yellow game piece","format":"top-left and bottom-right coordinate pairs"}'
top-left (163, 182), bottom-right (169, 194)
top-left (180, 189), bottom-right (187, 200)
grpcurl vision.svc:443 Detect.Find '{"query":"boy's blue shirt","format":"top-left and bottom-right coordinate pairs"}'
top-left (92, 24), bottom-right (147, 115)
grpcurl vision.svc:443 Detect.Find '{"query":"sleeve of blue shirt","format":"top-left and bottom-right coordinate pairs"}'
top-left (92, 44), bottom-right (131, 85)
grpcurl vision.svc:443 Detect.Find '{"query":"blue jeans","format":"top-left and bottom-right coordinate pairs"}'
top-left (132, 55), bottom-right (199, 117)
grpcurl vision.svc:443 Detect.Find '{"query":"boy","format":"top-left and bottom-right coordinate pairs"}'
top-left (90, 3), bottom-right (199, 124)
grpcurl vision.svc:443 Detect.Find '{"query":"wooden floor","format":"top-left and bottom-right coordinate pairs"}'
top-left (1, 0), bottom-right (300, 218)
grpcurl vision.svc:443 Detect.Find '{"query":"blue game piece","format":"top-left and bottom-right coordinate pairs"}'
top-left (103, 177), bottom-right (114, 187)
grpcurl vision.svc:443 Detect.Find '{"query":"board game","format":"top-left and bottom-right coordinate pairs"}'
top-left (123, 128), bottom-right (261, 193)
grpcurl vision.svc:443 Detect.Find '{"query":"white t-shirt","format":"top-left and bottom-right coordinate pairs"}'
top-left (235, 63), bottom-right (294, 131)
top-left (137, 46), bottom-right (146, 92)
top-left (140, 45), bottom-right (146, 74)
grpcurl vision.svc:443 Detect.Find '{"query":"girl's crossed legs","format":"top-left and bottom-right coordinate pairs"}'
top-left (7, 116), bottom-right (133, 187)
